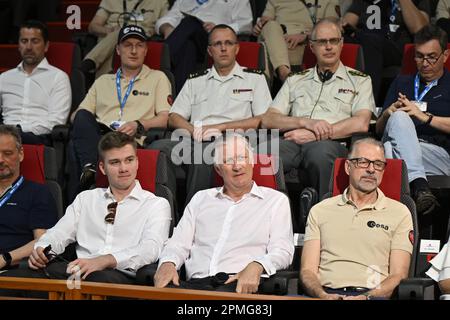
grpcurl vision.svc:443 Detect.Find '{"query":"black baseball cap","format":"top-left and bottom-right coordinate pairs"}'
top-left (117, 25), bottom-right (147, 44)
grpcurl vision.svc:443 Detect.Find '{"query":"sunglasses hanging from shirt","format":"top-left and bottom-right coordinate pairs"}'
top-left (117, 0), bottom-right (145, 27)
top-left (300, 0), bottom-right (319, 25)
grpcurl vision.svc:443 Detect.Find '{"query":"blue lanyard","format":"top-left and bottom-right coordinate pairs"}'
top-left (0, 176), bottom-right (24, 208)
top-left (116, 69), bottom-right (136, 121)
top-left (414, 73), bottom-right (438, 102)
top-left (390, 0), bottom-right (398, 23)
top-left (196, 0), bottom-right (208, 4)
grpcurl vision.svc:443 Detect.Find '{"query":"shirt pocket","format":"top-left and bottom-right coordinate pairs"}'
top-left (191, 94), bottom-right (208, 121)
top-left (334, 92), bottom-right (354, 116)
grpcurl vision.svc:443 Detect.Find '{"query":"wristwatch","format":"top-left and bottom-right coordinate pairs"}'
top-left (424, 112), bottom-right (434, 125)
top-left (1, 252), bottom-right (12, 269)
top-left (135, 120), bottom-right (145, 138)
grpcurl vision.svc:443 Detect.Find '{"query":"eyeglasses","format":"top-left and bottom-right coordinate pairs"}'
top-left (310, 37), bottom-right (342, 46)
top-left (414, 52), bottom-right (443, 65)
top-left (223, 155), bottom-right (249, 165)
top-left (105, 202), bottom-right (118, 224)
top-left (209, 40), bottom-right (238, 49)
top-left (348, 157), bottom-right (387, 171)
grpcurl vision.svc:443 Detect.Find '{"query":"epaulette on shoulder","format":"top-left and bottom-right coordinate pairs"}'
top-left (188, 69), bottom-right (208, 79)
top-left (288, 69), bottom-right (310, 77)
top-left (348, 69), bottom-right (368, 77)
top-left (243, 68), bottom-right (263, 75)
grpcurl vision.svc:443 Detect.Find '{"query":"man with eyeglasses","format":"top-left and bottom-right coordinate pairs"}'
top-left (376, 25), bottom-right (450, 216)
top-left (155, 0), bottom-right (252, 93)
top-left (262, 18), bottom-right (375, 199)
top-left (252, 0), bottom-right (340, 82)
top-left (69, 25), bottom-right (172, 200)
top-left (80, 0), bottom-right (169, 79)
top-left (154, 133), bottom-right (293, 294)
top-left (148, 24), bottom-right (271, 204)
top-left (0, 131), bottom-right (171, 297)
top-left (342, 0), bottom-right (430, 105)
top-left (301, 138), bottom-right (413, 300)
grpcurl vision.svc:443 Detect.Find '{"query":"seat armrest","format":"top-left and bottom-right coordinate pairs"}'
top-left (51, 124), bottom-right (70, 142)
top-left (259, 270), bottom-right (299, 295)
top-left (397, 277), bottom-right (436, 300)
top-left (135, 263), bottom-right (159, 286)
top-left (144, 128), bottom-right (172, 146)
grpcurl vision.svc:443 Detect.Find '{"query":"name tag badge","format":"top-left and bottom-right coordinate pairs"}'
top-left (110, 121), bottom-right (125, 130)
top-left (389, 24), bottom-right (400, 33)
top-left (413, 101), bottom-right (427, 112)
top-left (131, 12), bottom-right (144, 22)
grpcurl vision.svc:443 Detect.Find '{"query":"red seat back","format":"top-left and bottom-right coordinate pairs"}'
top-left (401, 43), bottom-right (450, 74)
top-left (0, 42), bottom-right (75, 76)
top-left (96, 149), bottom-right (159, 193)
top-left (303, 43), bottom-right (364, 70)
top-left (332, 158), bottom-right (404, 201)
top-left (21, 144), bottom-right (46, 184)
top-left (46, 21), bottom-right (89, 42)
top-left (213, 154), bottom-right (279, 190)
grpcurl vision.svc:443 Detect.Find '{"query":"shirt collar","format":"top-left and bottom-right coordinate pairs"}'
top-left (103, 180), bottom-right (147, 202)
top-left (338, 187), bottom-right (387, 211)
top-left (214, 181), bottom-right (265, 200)
top-left (312, 61), bottom-right (345, 83)
top-left (207, 62), bottom-right (243, 81)
top-left (17, 57), bottom-right (50, 73)
top-left (118, 64), bottom-right (150, 81)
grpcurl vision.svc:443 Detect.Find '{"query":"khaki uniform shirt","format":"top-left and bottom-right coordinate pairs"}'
top-left (96, 0), bottom-right (169, 38)
top-left (436, 0), bottom-right (450, 20)
top-left (262, 0), bottom-right (340, 34)
top-left (170, 63), bottom-right (272, 125)
top-left (271, 62), bottom-right (375, 123)
top-left (77, 65), bottom-right (171, 143)
top-left (305, 188), bottom-right (414, 289)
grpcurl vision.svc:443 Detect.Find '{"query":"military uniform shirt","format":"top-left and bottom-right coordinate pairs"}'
top-left (96, 0), bottom-right (169, 38)
top-left (170, 63), bottom-right (272, 125)
top-left (305, 188), bottom-right (413, 289)
top-left (271, 62), bottom-right (375, 124)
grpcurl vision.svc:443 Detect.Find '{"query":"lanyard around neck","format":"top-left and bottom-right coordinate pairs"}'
top-left (116, 69), bottom-right (136, 121)
top-left (0, 176), bottom-right (24, 208)
top-left (414, 73), bottom-right (438, 102)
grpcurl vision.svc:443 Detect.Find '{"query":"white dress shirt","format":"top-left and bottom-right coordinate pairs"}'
top-left (155, 0), bottom-right (252, 35)
top-left (35, 181), bottom-right (171, 272)
top-left (159, 182), bottom-right (294, 280)
top-left (426, 239), bottom-right (450, 282)
top-left (170, 62), bottom-right (272, 125)
top-left (0, 58), bottom-right (71, 135)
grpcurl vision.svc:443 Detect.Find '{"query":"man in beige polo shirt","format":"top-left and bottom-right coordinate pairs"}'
top-left (252, 0), bottom-right (340, 82)
top-left (81, 0), bottom-right (169, 77)
top-left (70, 25), bottom-right (172, 196)
top-left (300, 138), bottom-right (413, 300)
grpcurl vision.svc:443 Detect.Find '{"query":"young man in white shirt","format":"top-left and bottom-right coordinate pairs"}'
top-left (0, 131), bottom-right (171, 296)
top-left (0, 20), bottom-right (71, 146)
top-left (154, 133), bottom-right (294, 294)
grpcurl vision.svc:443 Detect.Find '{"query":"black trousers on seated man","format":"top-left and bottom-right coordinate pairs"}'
top-left (166, 276), bottom-right (267, 293)
top-left (276, 139), bottom-right (348, 199)
top-left (0, 261), bottom-right (135, 298)
top-left (165, 16), bottom-right (209, 93)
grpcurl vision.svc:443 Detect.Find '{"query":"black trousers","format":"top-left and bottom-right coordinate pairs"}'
top-left (20, 131), bottom-right (52, 146)
top-left (0, 261), bottom-right (135, 298)
top-left (345, 31), bottom-right (402, 106)
top-left (168, 276), bottom-right (266, 293)
top-left (165, 16), bottom-right (209, 93)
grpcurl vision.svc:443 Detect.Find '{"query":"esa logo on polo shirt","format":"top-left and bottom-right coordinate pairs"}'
top-left (367, 220), bottom-right (389, 231)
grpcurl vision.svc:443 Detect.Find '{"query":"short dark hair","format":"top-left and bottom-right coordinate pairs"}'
top-left (208, 24), bottom-right (238, 44)
top-left (20, 20), bottom-right (49, 43)
top-left (0, 125), bottom-right (22, 150)
top-left (414, 24), bottom-right (448, 52)
top-left (98, 131), bottom-right (137, 161)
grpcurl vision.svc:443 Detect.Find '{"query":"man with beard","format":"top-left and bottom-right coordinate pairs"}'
top-left (0, 20), bottom-right (71, 146)
top-left (0, 125), bottom-right (58, 271)
top-left (300, 138), bottom-right (413, 300)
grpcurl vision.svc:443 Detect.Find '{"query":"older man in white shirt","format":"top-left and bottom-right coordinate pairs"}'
top-left (0, 131), bottom-right (171, 297)
top-left (155, 0), bottom-right (252, 92)
top-left (154, 133), bottom-right (294, 294)
top-left (426, 237), bottom-right (450, 297)
top-left (0, 20), bottom-right (71, 146)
